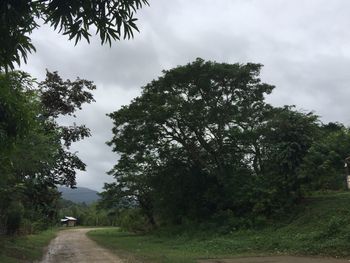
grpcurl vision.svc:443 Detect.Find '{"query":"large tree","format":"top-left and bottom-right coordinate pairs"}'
top-left (103, 59), bottom-right (323, 226)
top-left (104, 59), bottom-right (277, 223)
top-left (0, 0), bottom-right (149, 71)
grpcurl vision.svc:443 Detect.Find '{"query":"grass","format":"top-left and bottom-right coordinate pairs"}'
top-left (0, 228), bottom-right (58, 263)
top-left (87, 191), bottom-right (350, 263)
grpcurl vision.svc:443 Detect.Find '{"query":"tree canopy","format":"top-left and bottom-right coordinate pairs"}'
top-left (0, 0), bottom-right (149, 71)
top-left (101, 59), bottom-right (323, 227)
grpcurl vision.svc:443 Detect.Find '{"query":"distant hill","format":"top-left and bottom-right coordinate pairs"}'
top-left (58, 186), bottom-right (100, 204)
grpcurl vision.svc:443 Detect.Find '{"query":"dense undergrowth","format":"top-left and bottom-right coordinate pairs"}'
top-left (88, 191), bottom-right (350, 263)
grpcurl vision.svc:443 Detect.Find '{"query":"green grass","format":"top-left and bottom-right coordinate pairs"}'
top-left (87, 191), bottom-right (350, 263)
top-left (0, 228), bottom-right (58, 263)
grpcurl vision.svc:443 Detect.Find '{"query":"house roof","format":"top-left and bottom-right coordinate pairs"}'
top-left (65, 216), bottom-right (77, 221)
top-left (61, 216), bottom-right (77, 221)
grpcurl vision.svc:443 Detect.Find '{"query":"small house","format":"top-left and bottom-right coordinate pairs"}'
top-left (61, 216), bottom-right (77, 227)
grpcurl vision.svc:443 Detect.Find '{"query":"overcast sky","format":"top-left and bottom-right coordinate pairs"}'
top-left (21, 0), bottom-right (350, 191)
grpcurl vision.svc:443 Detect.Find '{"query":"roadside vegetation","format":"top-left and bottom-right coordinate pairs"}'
top-left (90, 192), bottom-right (350, 263)
top-left (0, 228), bottom-right (58, 263)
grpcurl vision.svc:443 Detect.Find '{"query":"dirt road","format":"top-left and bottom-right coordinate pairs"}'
top-left (41, 228), bottom-right (350, 263)
top-left (40, 228), bottom-right (122, 263)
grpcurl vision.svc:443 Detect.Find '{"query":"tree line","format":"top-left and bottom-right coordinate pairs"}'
top-left (99, 59), bottom-right (350, 230)
top-left (58, 199), bottom-right (117, 227)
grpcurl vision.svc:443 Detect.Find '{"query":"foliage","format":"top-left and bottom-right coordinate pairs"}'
top-left (38, 70), bottom-right (96, 186)
top-left (0, 72), bottom-right (41, 234)
top-left (0, 72), bottom-right (37, 149)
top-left (114, 208), bottom-right (149, 232)
top-left (58, 199), bottom-right (116, 227)
top-left (102, 59), bottom-right (321, 226)
top-left (251, 106), bottom-right (320, 215)
top-left (0, 228), bottom-right (58, 262)
top-left (300, 125), bottom-right (350, 190)
top-left (0, 0), bottom-right (149, 71)
top-left (5, 201), bottom-right (25, 235)
top-left (0, 70), bottom-right (95, 235)
top-left (89, 192), bottom-right (350, 262)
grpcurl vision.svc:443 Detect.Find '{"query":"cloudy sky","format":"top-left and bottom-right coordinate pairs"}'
top-left (21, 0), bottom-right (350, 191)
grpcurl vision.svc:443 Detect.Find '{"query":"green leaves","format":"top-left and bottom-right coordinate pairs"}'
top-left (0, 71), bottom-right (37, 149)
top-left (300, 126), bottom-right (350, 190)
top-left (103, 59), bottom-right (332, 224)
top-left (39, 70), bottom-right (96, 118)
top-left (104, 59), bottom-right (281, 223)
top-left (37, 70), bottom-right (96, 186)
top-left (0, 70), bottom-right (95, 234)
top-left (0, 0), bottom-right (39, 71)
top-left (0, 0), bottom-right (149, 71)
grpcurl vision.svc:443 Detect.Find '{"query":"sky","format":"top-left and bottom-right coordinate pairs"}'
top-left (21, 0), bottom-right (350, 191)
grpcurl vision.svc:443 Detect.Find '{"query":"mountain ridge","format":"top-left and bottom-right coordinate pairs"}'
top-left (58, 186), bottom-right (100, 204)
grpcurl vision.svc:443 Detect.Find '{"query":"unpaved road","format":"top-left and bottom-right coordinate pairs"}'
top-left (199, 256), bottom-right (350, 263)
top-left (40, 228), bottom-right (122, 263)
top-left (40, 228), bottom-right (350, 263)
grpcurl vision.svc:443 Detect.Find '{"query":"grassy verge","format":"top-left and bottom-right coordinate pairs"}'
top-left (0, 228), bottom-right (58, 263)
top-left (88, 192), bottom-right (350, 263)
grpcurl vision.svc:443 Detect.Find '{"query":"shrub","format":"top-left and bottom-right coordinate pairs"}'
top-left (6, 201), bottom-right (24, 235)
top-left (118, 209), bottom-right (150, 232)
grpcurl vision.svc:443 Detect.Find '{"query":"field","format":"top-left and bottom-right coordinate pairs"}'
top-left (88, 192), bottom-right (350, 263)
top-left (0, 228), bottom-right (58, 263)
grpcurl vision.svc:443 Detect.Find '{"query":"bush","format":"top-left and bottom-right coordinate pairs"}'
top-left (316, 216), bottom-right (346, 240)
top-left (6, 201), bottom-right (24, 235)
top-left (118, 209), bottom-right (150, 232)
